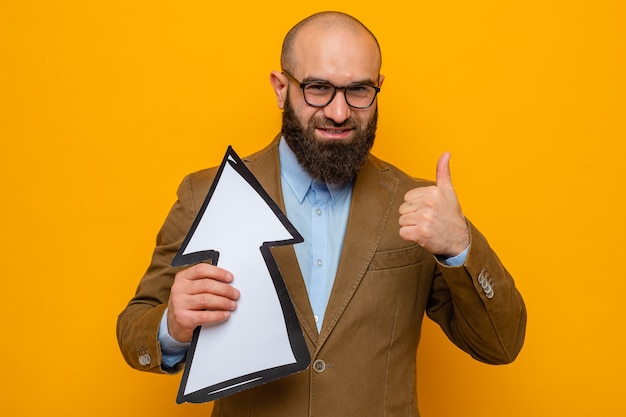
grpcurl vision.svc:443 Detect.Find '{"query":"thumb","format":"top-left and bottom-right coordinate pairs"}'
top-left (436, 152), bottom-right (454, 190)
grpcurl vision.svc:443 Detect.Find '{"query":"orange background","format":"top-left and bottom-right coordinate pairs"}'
top-left (2, 1), bottom-right (625, 416)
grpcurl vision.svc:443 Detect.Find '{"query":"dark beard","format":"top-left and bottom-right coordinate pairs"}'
top-left (281, 97), bottom-right (377, 184)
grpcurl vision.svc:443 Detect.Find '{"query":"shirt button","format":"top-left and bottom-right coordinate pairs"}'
top-left (313, 359), bottom-right (326, 373)
top-left (314, 315), bottom-right (319, 323)
top-left (316, 208), bottom-right (322, 216)
top-left (317, 259), bottom-right (323, 267)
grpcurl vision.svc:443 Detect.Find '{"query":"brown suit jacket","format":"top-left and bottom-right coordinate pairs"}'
top-left (117, 137), bottom-right (526, 416)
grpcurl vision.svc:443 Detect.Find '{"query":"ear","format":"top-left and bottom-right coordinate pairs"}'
top-left (378, 74), bottom-right (385, 87)
top-left (269, 70), bottom-right (289, 109)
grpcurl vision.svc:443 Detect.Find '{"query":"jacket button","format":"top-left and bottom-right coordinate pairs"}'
top-left (478, 268), bottom-right (489, 284)
top-left (138, 346), bottom-right (151, 366)
top-left (313, 359), bottom-right (326, 373)
top-left (138, 353), bottom-right (151, 366)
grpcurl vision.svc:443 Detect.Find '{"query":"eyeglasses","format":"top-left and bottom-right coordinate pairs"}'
top-left (283, 70), bottom-right (381, 109)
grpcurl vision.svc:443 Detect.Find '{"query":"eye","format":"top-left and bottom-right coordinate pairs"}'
top-left (348, 85), bottom-right (373, 95)
top-left (305, 83), bottom-right (333, 94)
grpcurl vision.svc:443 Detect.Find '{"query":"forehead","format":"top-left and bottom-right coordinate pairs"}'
top-left (291, 24), bottom-right (381, 82)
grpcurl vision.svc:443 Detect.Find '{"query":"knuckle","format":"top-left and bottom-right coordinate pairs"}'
top-left (198, 292), bottom-right (216, 307)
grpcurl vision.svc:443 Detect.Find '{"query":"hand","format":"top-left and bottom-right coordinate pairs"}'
top-left (167, 263), bottom-right (240, 343)
top-left (399, 152), bottom-right (470, 257)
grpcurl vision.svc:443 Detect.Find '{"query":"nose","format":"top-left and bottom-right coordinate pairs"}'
top-left (322, 89), bottom-right (351, 124)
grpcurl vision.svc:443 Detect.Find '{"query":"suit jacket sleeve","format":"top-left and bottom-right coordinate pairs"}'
top-left (116, 172), bottom-right (208, 374)
top-left (427, 220), bottom-right (527, 364)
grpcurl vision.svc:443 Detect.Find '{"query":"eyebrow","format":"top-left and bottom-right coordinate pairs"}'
top-left (301, 75), bottom-right (379, 86)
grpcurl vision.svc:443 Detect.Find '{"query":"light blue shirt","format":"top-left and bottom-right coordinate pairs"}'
top-left (159, 138), bottom-right (468, 367)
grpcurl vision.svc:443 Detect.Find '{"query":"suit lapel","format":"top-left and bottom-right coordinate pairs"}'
top-left (317, 157), bottom-right (399, 348)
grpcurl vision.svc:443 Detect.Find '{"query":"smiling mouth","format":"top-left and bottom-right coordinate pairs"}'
top-left (316, 128), bottom-right (353, 140)
top-left (316, 127), bottom-right (354, 138)
top-left (321, 128), bottom-right (351, 133)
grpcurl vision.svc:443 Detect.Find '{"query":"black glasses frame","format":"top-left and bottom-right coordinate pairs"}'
top-left (282, 70), bottom-right (381, 109)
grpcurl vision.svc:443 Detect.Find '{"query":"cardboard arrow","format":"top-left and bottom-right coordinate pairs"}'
top-left (171, 146), bottom-right (309, 404)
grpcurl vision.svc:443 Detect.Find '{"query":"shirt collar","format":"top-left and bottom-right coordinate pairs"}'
top-left (278, 136), bottom-right (352, 205)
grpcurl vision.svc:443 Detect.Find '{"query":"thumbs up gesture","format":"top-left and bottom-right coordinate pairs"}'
top-left (399, 153), bottom-right (470, 257)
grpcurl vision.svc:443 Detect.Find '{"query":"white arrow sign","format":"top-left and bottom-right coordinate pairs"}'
top-left (171, 146), bottom-right (309, 404)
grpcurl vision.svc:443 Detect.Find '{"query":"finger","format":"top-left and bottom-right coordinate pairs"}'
top-left (168, 306), bottom-right (233, 343)
top-left (169, 280), bottom-right (239, 319)
top-left (191, 278), bottom-right (240, 301)
top-left (398, 200), bottom-right (415, 216)
top-left (173, 270), bottom-right (240, 301)
top-left (398, 212), bottom-right (413, 227)
top-left (403, 185), bottom-right (436, 205)
top-left (172, 265), bottom-right (240, 305)
top-left (436, 152), bottom-right (453, 190)
top-left (181, 263), bottom-right (234, 283)
top-left (186, 291), bottom-right (239, 312)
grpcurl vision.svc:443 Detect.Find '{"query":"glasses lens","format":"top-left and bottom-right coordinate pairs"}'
top-left (303, 83), bottom-right (335, 106)
top-left (346, 86), bottom-right (377, 108)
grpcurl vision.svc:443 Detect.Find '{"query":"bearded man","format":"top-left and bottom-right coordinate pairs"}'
top-left (117, 11), bottom-right (526, 417)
